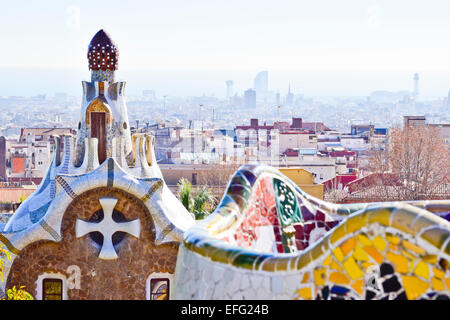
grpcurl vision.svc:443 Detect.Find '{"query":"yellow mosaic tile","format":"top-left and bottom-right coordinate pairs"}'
top-left (345, 214), bottom-right (367, 234)
top-left (357, 234), bottom-right (372, 247)
top-left (402, 275), bottom-right (429, 300)
top-left (331, 260), bottom-right (343, 271)
top-left (340, 237), bottom-right (356, 256)
top-left (314, 268), bottom-right (326, 286)
top-left (298, 287), bottom-right (312, 300)
top-left (423, 255), bottom-right (438, 264)
top-left (413, 261), bottom-right (430, 279)
top-left (330, 223), bottom-right (346, 244)
top-left (402, 250), bottom-right (416, 261)
top-left (364, 246), bottom-right (383, 264)
top-left (261, 257), bottom-right (277, 271)
top-left (431, 277), bottom-right (444, 291)
top-left (329, 271), bottom-right (350, 285)
top-left (275, 258), bottom-right (290, 271)
top-left (372, 236), bottom-right (386, 252)
top-left (322, 255), bottom-right (331, 266)
top-left (352, 279), bottom-right (364, 295)
top-left (343, 256), bottom-right (364, 280)
top-left (386, 233), bottom-right (400, 245)
top-left (386, 251), bottom-right (410, 273)
top-left (432, 267), bottom-right (444, 279)
top-left (445, 278), bottom-right (450, 291)
top-left (367, 208), bottom-right (392, 227)
top-left (333, 247), bottom-right (345, 262)
top-left (311, 242), bottom-right (326, 261)
top-left (353, 245), bottom-right (370, 261)
top-left (296, 251), bottom-right (312, 270)
top-left (402, 240), bottom-right (426, 255)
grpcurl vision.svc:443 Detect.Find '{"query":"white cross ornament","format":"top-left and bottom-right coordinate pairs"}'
top-left (75, 197), bottom-right (140, 260)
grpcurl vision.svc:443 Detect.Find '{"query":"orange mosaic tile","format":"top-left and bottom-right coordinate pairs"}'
top-left (432, 267), bottom-right (444, 279)
top-left (363, 246), bottom-right (383, 264)
top-left (386, 252), bottom-right (410, 273)
top-left (402, 240), bottom-right (426, 255)
top-left (351, 279), bottom-right (364, 295)
top-left (431, 277), bottom-right (444, 291)
top-left (301, 273), bottom-right (310, 284)
top-left (298, 287), bottom-right (312, 300)
top-left (340, 237), bottom-right (356, 256)
top-left (329, 271), bottom-right (350, 285)
top-left (330, 260), bottom-right (343, 271)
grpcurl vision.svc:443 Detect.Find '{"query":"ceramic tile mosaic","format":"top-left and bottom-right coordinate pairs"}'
top-left (175, 164), bottom-right (450, 300)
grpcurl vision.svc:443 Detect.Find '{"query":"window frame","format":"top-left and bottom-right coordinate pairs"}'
top-left (146, 272), bottom-right (174, 300)
top-left (35, 272), bottom-right (68, 300)
top-left (42, 278), bottom-right (63, 300)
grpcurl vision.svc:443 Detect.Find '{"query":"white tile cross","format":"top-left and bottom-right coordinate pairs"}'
top-left (75, 196), bottom-right (140, 260)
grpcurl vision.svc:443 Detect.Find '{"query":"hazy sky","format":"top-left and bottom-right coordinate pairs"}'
top-left (2, 0), bottom-right (450, 97)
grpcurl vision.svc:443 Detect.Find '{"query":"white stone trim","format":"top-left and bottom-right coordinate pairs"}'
top-left (35, 272), bottom-right (68, 300)
top-left (146, 272), bottom-right (174, 300)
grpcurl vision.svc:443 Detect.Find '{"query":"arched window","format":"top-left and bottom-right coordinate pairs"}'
top-left (146, 272), bottom-right (174, 300)
top-left (36, 272), bottom-right (68, 300)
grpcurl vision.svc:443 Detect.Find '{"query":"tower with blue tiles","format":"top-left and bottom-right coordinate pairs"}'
top-left (0, 30), bottom-right (195, 300)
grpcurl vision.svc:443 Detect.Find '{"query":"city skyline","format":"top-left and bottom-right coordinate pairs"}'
top-left (3, 1), bottom-right (450, 97)
top-left (0, 67), bottom-right (444, 99)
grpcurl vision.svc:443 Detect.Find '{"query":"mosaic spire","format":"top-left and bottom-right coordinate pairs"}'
top-left (87, 29), bottom-right (119, 83)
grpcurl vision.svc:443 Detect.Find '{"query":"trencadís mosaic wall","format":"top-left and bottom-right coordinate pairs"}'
top-left (173, 164), bottom-right (450, 300)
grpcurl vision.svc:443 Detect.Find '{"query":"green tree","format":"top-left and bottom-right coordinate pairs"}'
top-left (0, 244), bottom-right (33, 300)
top-left (0, 243), bottom-right (11, 283)
top-left (177, 178), bottom-right (216, 220)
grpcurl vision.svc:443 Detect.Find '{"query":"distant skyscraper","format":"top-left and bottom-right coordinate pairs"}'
top-left (413, 73), bottom-right (419, 101)
top-left (285, 83), bottom-right (294, 106)
top-left (225, 80), bottom-right (233, 99)
top-left (244, 89), bottom-right (256, 108)
top-left (254, 71), bottom-right (268, 97)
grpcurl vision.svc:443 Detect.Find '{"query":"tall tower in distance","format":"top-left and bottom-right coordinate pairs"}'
top-left (413, 73), bottom-right (419, 101)
top-left (225, 80), bottom-right (233, 100)
top-left (254, 71), bottom-right (268, 100)
top-left (285, 83), bottom-right (294, 106)
top-left (244, 89), bottom-right (256, 108)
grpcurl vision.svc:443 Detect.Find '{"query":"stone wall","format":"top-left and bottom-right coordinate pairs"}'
top-left (6, 187), bottom-right (179, 300)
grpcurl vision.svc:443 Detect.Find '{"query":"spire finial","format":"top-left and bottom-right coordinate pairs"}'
top-left (87, 29), bottom-right (119, 71)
